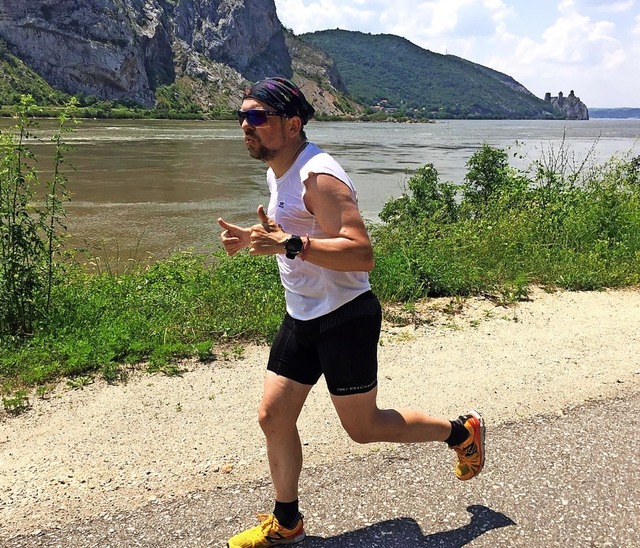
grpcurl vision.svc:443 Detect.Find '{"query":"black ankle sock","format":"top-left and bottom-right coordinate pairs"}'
top-left (273, 499), bottom-right (299, 529)
top-left (445, 418), bottom-right (470, 447)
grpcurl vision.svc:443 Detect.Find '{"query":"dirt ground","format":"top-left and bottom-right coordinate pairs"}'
top-left (2, 287), bottom-right (639, 540)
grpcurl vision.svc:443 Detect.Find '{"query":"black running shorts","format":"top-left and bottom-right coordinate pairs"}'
top-left (267, 291), bottom-right (381, 396)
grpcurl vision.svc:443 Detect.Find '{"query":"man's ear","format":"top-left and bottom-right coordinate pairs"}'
top-left (287, 115), bottom-right (303, 136)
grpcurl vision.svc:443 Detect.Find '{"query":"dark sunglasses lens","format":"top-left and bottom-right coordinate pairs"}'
top-left (238, 110), bottom-right (269, 126)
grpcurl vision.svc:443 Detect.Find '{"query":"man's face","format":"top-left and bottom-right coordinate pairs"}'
top-left (239, 99), bottom-right (287, 162)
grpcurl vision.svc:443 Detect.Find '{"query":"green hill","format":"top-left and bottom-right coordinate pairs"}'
top-left (300, 30), bottom-right (562, 120)
top-left (1, 25), bottom-right (568, 121)
top-left (590, 108), bottom-right (640, 119)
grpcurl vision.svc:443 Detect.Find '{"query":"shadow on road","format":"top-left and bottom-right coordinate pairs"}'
top-left (304, 504), bottom-right (516, 547)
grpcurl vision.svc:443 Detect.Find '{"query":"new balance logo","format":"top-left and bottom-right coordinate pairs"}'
top-left (265, 531), bottom-right (286, 543)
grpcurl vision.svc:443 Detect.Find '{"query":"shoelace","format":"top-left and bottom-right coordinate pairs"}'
top-left (257, 513), bottom-right (277, 532)
top-left (455, 440), bottom-right (479, 464)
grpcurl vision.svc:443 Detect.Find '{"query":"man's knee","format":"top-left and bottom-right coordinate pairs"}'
top-left (258, 400), bottom-right (293, 433)
top-left (333, 392), bottom-right (380, 444)
top-left (257, 402), bottom-right (274, 432)
top-left (342, 422), bottom-right (376, 444)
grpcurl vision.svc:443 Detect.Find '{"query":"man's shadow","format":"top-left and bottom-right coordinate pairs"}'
top-left (304, 504), bottom-right (515, 547)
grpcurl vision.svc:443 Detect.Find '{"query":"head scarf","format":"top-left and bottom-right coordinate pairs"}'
top-left (243, 77), bottom-right (315, 125)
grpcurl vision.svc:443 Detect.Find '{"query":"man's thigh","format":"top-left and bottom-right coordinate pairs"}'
top-left (318, 304), bottom-right (381, 396)
top-left (267, 314), bottom-right (323, 386)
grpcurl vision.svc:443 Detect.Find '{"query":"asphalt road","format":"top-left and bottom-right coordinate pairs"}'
top-left (5, 391), bottom-right (639, 548)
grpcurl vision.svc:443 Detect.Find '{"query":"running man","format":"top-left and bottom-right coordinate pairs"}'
top-left (218, 77), bottom-right (485, 548)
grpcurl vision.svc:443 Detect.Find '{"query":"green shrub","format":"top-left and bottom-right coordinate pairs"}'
top-left (372, 144), bottom-right (640, 300)
top-left (1, 132), bottom-right (639, 392)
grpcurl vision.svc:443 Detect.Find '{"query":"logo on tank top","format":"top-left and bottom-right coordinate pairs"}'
top-left (278, 200), bottom-right (285, 209)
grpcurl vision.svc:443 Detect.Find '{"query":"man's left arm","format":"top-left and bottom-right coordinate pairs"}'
top-left (300, 173), bottom-right (374, 272)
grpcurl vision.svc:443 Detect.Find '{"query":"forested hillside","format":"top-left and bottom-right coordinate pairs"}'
top-left (0, 2), bottom-right (578, 121)
top-left (300, 30), bottom-right (562, 119)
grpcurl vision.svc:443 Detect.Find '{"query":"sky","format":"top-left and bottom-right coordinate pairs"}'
top-left (274, 0), bottom-right (640, 108)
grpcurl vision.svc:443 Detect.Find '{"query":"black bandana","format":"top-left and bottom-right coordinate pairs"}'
top-left (244, 77), bottom-right (315, 125)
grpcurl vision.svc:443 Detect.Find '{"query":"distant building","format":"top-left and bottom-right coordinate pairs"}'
top-left (544, 90), bottom-right (589, 120)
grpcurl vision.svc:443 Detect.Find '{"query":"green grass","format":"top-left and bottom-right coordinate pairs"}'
top-left (0, 251), bottom-right (284, 391)
top-left (1, 139), bottom-right (639, 408)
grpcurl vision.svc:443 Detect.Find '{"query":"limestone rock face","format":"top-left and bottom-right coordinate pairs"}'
top-left (285, 31), bottom-right (363, 117)
top-left (0, 1), bottom-right (172, 106)
top-left (0, 0), bottom-right (291, 107)
top-left (171, 0), bottom-right (291, 81)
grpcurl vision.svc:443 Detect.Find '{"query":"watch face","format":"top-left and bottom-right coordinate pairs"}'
top-left (285, 236), bottom-right (303, 254)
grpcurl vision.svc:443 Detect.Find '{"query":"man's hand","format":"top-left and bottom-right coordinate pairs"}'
top-left (256, 205), bottom-right (278, 233)
top-left (218, 206), bottom-right (287, 257)
top-left (217, 217), bottom-right (250, 256)
top-left (249, 205), bottom-right (286, 255)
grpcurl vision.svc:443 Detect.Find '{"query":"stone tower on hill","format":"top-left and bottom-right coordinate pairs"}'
top-left (544, 90), bottom-right (589, 120)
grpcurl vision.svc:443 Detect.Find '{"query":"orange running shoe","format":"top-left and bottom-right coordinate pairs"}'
top-left (452, 409), bottom-right (486, 480)
top-left (227, 513), bottom-right (305, 547)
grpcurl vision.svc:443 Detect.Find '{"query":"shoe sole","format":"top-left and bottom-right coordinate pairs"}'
top-left (227, 530), bottom-right (306, 547)
top-left (277, 531), bottom-right (306, 545)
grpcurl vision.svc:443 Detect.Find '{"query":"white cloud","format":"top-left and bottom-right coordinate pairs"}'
top-left (277, 0), bottom-right (378, 33)
top-left (275, 0), bottom-right (640, 106)
top-left (577, 0), bottom-right (635, 12)
top-left (485, 2), bottom-right (634, 104)
top-left (376, 0), bottom-right (510, 58)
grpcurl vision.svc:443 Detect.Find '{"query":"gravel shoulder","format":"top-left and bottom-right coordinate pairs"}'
top-left (2, 287), bottom-right (639, 541)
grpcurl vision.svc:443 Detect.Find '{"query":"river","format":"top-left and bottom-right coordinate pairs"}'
top-left (2, 117), bottom-right (638, 261)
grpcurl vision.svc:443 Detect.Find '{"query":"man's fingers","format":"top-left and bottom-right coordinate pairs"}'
top-left (217, 217), bottom-right (232, 230)
top-left (256, 205), bottom-right (269, 223)
top-left (219, 217), bottom-right (243, 239)
top-left (256, 205), bottom-right (273, 231)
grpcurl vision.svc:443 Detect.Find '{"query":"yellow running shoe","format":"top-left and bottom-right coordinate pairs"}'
top-left (452, 410), bottom-right (486, 481)
top-left (227, 513), bottom-right (305, 547)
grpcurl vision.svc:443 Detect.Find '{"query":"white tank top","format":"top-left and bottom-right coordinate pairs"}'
top-left (267, 143), bottom-right (371, 320)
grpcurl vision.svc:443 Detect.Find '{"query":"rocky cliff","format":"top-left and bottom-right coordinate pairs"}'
top-left (544, 90), bottom-right (589, 120)
top-left (0, 2), bottom-right (588, 120)
top-left (0, 0), bottom-right (293, 108)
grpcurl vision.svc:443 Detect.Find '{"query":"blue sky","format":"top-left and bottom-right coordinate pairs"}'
top-left (274, 0), bottom-right (640, 108)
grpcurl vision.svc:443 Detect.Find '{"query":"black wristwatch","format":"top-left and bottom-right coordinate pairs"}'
top-left (284, 235), bottom-right (304, 259)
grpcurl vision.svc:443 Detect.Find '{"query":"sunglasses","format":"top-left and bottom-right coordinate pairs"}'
top-left (237, 109), bottom-right (284, 126)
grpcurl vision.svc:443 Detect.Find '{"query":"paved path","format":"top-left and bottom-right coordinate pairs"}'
top-left (5, 391), bottom-right (639, 547)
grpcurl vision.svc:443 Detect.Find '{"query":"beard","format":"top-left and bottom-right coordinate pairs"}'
top-left (245, 131), bottom-right (277, 162)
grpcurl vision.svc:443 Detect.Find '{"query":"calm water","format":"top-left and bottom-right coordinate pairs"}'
top-left (2, 118), bottom-right (639, 259)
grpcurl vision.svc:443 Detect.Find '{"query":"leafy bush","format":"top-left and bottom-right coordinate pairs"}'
top-left (371, 145), bottom-right (640, 300)
top-left (1, 122), bottom-right (639, 394)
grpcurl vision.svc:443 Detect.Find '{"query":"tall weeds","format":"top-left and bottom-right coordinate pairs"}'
top-left (0, 95), bottom-right (73, 337)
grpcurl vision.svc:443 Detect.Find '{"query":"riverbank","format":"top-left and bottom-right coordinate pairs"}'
top-left (1, 287), bottom-right (639, 540)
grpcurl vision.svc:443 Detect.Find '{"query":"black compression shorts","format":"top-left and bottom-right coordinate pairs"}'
top-left (267, 291), bottom-right (381, 396)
